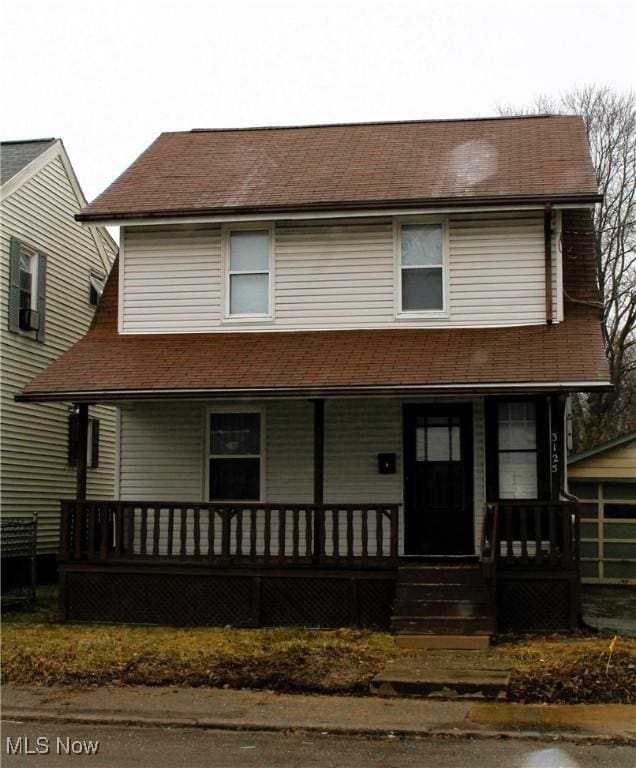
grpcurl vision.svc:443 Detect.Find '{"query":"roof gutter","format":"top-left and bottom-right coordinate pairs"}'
top-left (75, 193), bottom-right (603, 225)
top-left (15, 380), bottom-right (613, 404)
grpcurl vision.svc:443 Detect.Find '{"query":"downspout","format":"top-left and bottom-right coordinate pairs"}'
top-left (544, 202), bottom-right (553, 325)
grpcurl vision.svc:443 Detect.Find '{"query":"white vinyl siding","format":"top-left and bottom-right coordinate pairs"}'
top-left (448, 211), bottom-right (555, 325)
top-left (121, 210), bottom-right (559, 333)
top-left (118, 397), bottom-right (486, 555)
top-left (0, 154), bottom-right (117, 552)
top-left (122, 226), bottom-right (221, 332)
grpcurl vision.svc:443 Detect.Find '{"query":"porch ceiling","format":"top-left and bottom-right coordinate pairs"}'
top-left (18, 270), bottom-right (609, 404)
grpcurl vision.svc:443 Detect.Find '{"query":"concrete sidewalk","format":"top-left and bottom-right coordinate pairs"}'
top-left (2, 685), bottom-right (635, 743)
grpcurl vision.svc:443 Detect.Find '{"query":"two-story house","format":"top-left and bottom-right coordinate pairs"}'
top-left (1, 138), bottom-right (117, 584)
top-left (19, 117), bottom-right (610, 645)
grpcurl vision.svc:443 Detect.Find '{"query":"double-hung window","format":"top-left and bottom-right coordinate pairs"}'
top-left (397, 221), bottom-right (447, 314)
top-left (225, 226), bottom-right (272, 318)
top-left (497, 401), bottom-right (538, 499)
top-left (208, 411), bottom-right (263, 501)
top-left (9, 237), bottom-right (47, 339)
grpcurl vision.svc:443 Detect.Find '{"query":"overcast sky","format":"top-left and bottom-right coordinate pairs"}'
top-left (2, 0), bottom-right (634, 204)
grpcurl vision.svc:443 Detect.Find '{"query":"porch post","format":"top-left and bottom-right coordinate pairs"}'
top-left (313, 399), bottom-right (325, 505)
top-left (549, 394), bottom-right (566, 499)
top-left (313, 399), bottom-right (325, 562)
top-left (75, 403), bottom-right (89, 500)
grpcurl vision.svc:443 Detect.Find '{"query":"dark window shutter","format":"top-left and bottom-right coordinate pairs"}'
top-left (68, 414), bottom-right (79, 466)
top-left (9, 238), bottom-right (21, 332)
top-left (91, 419), bottom-right (100, 468)
top-left (36, 252), bottom-right (47, 342)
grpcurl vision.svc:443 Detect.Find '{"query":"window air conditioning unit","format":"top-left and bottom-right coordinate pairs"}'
top-left (19, 308), bottom-right (40, 331)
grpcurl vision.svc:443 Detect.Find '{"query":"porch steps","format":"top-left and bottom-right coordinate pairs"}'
top-left (391, 564), bottom-right (495, 650)
top-left (370, 651), bottom-right (510, 699)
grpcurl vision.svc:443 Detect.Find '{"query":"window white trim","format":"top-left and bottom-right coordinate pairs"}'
top-left (117, 227), bottom-right (125, 334)
top-left (204, 405), bottom-right (267, 502)
top-left (393, 216), bottom-right (450, 319)
top-left (221, 222), bottom-right (275, 322)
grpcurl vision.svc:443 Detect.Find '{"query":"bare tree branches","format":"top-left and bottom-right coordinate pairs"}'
top-left (499, 86), bottom-right (636, 448)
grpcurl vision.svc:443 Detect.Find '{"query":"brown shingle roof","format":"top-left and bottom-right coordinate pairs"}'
top-left (77, 117), bottom-right (600, 222)
top-left (19, 212), bottom-right (609, 402)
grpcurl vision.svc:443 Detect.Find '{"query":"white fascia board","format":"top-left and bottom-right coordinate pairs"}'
top-left (79, 202), bottom-right (596, 229)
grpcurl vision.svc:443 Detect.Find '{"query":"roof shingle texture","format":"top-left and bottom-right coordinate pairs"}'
top-left (78, 117), bottom-right (600, 220)
top-left (1, 139), bottom-right (56, 185)
top-left (20, 211), bottom-right (609, 400)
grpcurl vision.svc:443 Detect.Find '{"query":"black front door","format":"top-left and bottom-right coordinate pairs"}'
top-left (403, 404), bottom-right (474, 555)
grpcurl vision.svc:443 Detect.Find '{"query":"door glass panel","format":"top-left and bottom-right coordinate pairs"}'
top-left (416, 426), bottom-right (426, 461)
top-left (451, 425), bottom-right (460, 460)
top-left (416, 418), bottom-right (461, 462)
top-left (427, 427), bottom-right (450, 461)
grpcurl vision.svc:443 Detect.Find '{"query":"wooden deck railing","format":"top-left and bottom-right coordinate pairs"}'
top-left (59, 500), bottom-right (399, 569)
top-left (480, 499), bottom-right (579, 570)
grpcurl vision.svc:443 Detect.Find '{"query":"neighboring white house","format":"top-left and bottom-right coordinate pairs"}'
top-left (21, 117), bottom-right (611, 638)
top-left (1, 139), bottom-right (117, 570)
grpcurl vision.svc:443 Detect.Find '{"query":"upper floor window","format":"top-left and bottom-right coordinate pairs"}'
top-left (397, 221), bottom-right (447, 314)
top-left (9, 237), bottom-right (47, 341)
top-left (225, 226), bottom-right (272, 318)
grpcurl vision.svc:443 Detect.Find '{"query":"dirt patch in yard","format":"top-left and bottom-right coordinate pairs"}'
top-left (498, 633), bottom-right (636, 704)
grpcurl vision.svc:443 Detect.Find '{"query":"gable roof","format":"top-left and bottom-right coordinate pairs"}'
top-left (1, 138), bottom-right (57, 185)
top-left (569, 431), bottom-right (636, 465)
top-left (77, 116), bottom-right (601, 223)
top-left (17, 210), bottom-right (610, 403)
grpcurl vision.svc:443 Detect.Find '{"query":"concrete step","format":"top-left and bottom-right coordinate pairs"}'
top-left (371, 651), bottom-right (510, 698)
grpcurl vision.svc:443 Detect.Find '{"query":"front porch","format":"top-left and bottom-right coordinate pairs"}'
top-left (50, 390), bottom-right (582, 636)
top-left (57, 495), bottom-right (580, 634)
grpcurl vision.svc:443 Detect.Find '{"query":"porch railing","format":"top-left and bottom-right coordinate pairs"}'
top-left (480, 499), bottom-right (579, 570)
top-left (59, 500), bottom-right (399, 569)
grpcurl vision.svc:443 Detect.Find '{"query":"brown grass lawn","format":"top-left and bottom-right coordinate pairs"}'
top-left (2, 587), bottom-right (635, 702)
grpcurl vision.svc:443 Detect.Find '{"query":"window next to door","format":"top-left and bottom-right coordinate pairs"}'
top-left (208, 409), bottom-right (264, 501)
top-left (486, 398), bottom-right (549, 501)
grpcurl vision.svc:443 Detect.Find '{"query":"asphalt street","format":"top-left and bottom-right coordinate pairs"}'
top-left (2, 721), bottom-right (634, 768)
